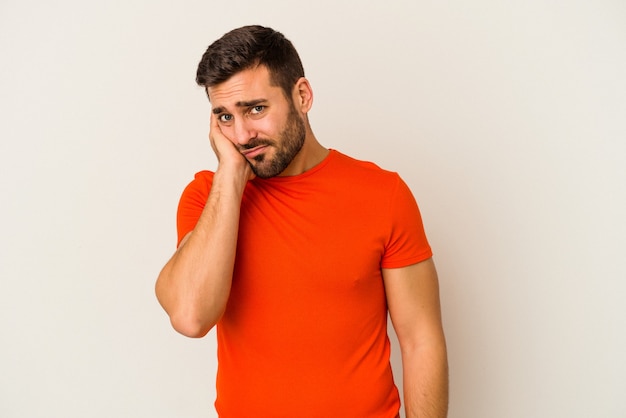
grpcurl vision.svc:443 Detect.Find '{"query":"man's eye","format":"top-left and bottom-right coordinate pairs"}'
top-left (219, 114), bottom-right (233, 122)
top-left (250, 105), bottom-right (265, 115)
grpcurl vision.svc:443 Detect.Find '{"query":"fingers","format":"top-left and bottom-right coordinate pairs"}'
top-left (209, 112), bottom-right (221, 140)
top-left (209, 113), bottom-right (234, 160)
top-left (208, 113), bottom-right (254, 181)
top-left (208, 113), bottom-right (222, 154)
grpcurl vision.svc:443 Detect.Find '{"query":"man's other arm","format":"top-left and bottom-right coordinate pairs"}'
top-left (383, 258), bottom-right (449, 417)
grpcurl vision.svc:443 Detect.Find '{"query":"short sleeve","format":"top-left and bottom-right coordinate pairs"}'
top-left (176, 171), bottom-right (214, 247)
top-left (381, 175), bottom-right (432, 268)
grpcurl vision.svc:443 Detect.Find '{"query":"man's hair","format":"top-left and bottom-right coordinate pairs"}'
top-left (196, 25), bottom-right (305, 99)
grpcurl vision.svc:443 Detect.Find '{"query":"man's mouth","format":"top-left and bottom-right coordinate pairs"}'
top-left (241, 145), bottom-right (268, 159)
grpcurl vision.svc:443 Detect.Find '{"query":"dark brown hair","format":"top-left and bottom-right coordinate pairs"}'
top-left (196, 25), bottom-right (305, 99)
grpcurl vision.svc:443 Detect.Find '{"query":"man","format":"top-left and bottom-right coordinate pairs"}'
top-left (156, 25), bottom-right (448, 417)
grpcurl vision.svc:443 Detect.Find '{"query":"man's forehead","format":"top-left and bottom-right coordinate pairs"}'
top-left (207, 65), bottom-right (275, 104)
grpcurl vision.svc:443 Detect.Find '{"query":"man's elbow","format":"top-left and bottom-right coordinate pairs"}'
top-left (155, 274), bottom-right (222, 338)
top-left (169, 312), bottom-right (215, 338)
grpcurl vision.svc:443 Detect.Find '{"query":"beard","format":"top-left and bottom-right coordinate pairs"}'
top-left (242, 105), bottom-right (306, 179)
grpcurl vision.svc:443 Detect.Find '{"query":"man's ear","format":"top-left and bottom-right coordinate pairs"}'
top-left (292, 77), bottom-right (313, 113)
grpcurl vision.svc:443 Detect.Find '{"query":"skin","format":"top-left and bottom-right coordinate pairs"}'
top-left (155, 64), bottom-right (448, 417)
top-left (384, 260), bottom-right (449, 417)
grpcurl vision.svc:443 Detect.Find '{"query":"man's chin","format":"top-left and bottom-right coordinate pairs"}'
top-left (248, 160), bottom-right (269, 179)
top-left (250, 159), bottom-right (287, 179)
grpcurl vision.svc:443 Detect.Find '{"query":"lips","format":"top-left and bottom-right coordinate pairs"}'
top-left (241, 145), bottom-right (268, 159)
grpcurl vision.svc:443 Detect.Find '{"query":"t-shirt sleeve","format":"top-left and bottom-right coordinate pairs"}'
top-left (381, 174), bottom-right (433, 268)
top-left (176, 171), bottom-right (214, 247)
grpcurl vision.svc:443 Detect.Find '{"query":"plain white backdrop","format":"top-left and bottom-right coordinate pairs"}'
top-left (1, 1), bottom-right (625, 417)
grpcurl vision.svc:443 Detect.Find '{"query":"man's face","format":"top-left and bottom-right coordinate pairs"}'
top-left (208, 65), bottom-right (306, 178)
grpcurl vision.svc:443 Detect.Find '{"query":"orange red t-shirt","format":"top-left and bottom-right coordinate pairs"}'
top-left (176, 150), bottom-right (432, 417)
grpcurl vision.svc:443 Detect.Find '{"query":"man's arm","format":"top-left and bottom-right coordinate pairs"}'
top-left (383, 258), bottom-right (449, 418)
top-left (155, 114), bottom-right (253, 338)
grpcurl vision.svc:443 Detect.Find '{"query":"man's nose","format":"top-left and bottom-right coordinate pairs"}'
top-left (233, 119), bottom-right (257, 145)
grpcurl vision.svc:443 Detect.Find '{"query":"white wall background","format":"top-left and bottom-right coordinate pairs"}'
top-left (1, 1), bottom-right (625, 417)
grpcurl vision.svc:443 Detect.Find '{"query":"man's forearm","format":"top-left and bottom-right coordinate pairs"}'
top-left (402, 343), bottom-right (449, 418)
top-left (155, 167), bottom-right (247, 337)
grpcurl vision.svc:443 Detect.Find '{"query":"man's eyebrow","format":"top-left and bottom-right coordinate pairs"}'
top-left (212, 99), bottom-right (268, 115)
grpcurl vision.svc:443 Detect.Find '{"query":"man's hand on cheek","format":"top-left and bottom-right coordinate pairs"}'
top-left (209, 113), bottom-right (255, 181)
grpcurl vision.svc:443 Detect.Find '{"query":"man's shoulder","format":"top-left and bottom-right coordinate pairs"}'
top-left (187, 170), bottom-right (215, 188)
top-left (330, 150), bottom-right (400, 182)
top-left (180, 170), bottom-right (215, 198)
top-left (193, 170), bottom-right (214, 181)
